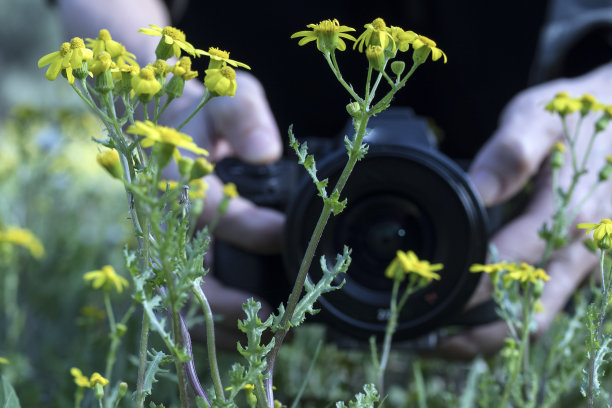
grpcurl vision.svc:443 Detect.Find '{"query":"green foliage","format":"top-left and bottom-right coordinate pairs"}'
top-left (291, 247), bottom-right (351, 327)
top-left (0, 377), bottom-right (21, 408)
top-left (335, 384), bottom-right (380, 408)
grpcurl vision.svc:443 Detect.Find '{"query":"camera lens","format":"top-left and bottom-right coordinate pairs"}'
top-left (284, 143), bottom-right (488, 341)
top-left (337, 195), bottom-right (434, 292)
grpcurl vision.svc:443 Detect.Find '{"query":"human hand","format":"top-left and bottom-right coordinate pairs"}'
top-left (439, 63), bottom-right (612, 358)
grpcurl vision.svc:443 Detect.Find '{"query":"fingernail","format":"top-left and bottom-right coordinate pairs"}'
top-left (470, 170), bottom-right (500, 206)
top-left (241, 129), bottom-right (282, 164)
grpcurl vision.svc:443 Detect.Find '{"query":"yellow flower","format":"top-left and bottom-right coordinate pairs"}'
top-left (138, 24), bottom-right (199, 59)
top-left (131, 67), bottom-right (162, 100)
top-left (83, 265), bottom-right (129, 293)
top-left (71, 368), bottom-right (91, 388)
top-left (551, 141), bottom-right (566, 153)
top-left (204, 66), bottom-right (238, 97)
top-left (89, 52), bottom-right (115, 76)
top-left (38, 38), bottom-right (94, 84)
top-left (0, 227), bottom-right (45, 259)
top-left (89, 372), bottom-right (109, 388)
top-left (151, 59), bottom-right (170, 78)
top-left (469, 262), bottom-right (509, 274)
top-left (127, 120), bottom-right (209, 157)
top-left (0, 356), bottom-right (9, 365)
top-left (577, 219), bottom-right (612, 249)
top-left (545, 92), bottom-right (582, 116)
top-left (580, 94), bottom-right (604, 115)
top-left (70, 368), bottom-right (109, 389)
top-left (197, 47), bottom-right (251, 69)
top-left (388, 26), bottom-right (417, 52)
top-left (412, 35), bottom-right (447, 64)
top-left (354, 18), bottom-right (395, 53)
top-left (223, 182), bottom-right (239, 198)
top-left (291, 19), bottom-right (356, 53)
top-left (386, 250), bottom-right (442, 282)
top-left (86, 29), bottom-right (137, 66)
top-left (503, 262), bottom-right (550, 284)
top-left (172, 56), bottom-right (198, 80)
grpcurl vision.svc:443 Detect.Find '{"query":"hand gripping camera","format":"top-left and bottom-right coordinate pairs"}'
top-left (214, 108), bottom-right (497, 347)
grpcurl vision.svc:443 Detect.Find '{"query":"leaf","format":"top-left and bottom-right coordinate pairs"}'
top-left (0, 376), bottom-right (21, 408)
top-left (141, 350), bottom-right (172, 398)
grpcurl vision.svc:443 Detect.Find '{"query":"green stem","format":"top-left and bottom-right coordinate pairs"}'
top-left (136, 312), bottom-right (150, 408)
top-left (191, 283), bottom-right (225, 401)
top-left (498, 284), bottom-right (533, 408)
top-left (377, 278), bottom-right (400, 393)
top-left (265, 111), bottom-right (373, 399)
top-left (102, 292), bottom-right (117, 408)
top-left (325, 52), bottom-right (363, 103)
top-left (177, 92), bottom-right (212, 131)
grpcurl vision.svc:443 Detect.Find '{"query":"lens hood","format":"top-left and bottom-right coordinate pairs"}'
top-left (284, 136), bottom-right (488, 341)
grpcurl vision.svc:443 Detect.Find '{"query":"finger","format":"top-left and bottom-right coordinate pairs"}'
top-left (468, 91), bottom-right (563, 206)
top-left (200, 174), bottom-right (285, 254)
top-left (205, 71), bottom-right (282, 165)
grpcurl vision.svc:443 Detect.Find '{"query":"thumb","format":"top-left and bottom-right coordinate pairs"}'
top-left (468, 92), bottom-right (562, 206)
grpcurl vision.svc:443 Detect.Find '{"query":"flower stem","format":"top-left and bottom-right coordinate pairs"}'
top-left (264, 110), bottom-right (373, 403)
top-left (177, 92), bottom-right (212, 131)
top-left (191, 282), bottom-right (225, 401)
top-left (136, 312), bottom-right (150, 408)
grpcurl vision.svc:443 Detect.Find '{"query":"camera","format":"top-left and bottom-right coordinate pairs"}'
top-left (214, 108), bottom-right (497, 346)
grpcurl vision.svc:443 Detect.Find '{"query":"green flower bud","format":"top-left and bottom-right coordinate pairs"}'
top-left (390, 60), bottom-right (405, 77)
top-left (115, 323), bottom-right (127, 337)
top-left (346, 101), bottom-right (361, 117)
top-left (550, 150), bottom-right (564, 169)
top-left (177, 157), bottom-right (194, 178)
top-left (94, 70), bottom-right (115, 93)
top-left (117, 382), bottom-right (128, 399)
top-left (165, 75), bottom-right (185, 99)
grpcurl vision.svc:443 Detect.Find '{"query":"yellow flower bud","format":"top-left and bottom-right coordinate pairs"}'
top-left (96, 149), bottom-right (123, 179)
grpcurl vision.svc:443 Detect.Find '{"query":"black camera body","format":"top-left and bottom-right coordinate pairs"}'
top-left (214, 108), bottom-right (493, 345)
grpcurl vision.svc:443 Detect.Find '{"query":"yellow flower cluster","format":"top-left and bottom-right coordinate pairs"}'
top-left (470, 261), bottom-right (550, 285)
top-left (385, 250), bottom-right (442, 282)
top-left (83, 265), bottom-right (129, 294)
top-left (38, 26), bottom-right (249, 100)
top-left (0, 226), bottom-right (45, 259)
top-left (70, 367), bottom-right (109, 388)
top-left (292, 17), bottom-right (446, 66)
top-left (545, 92), bottom-right (607, 117)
